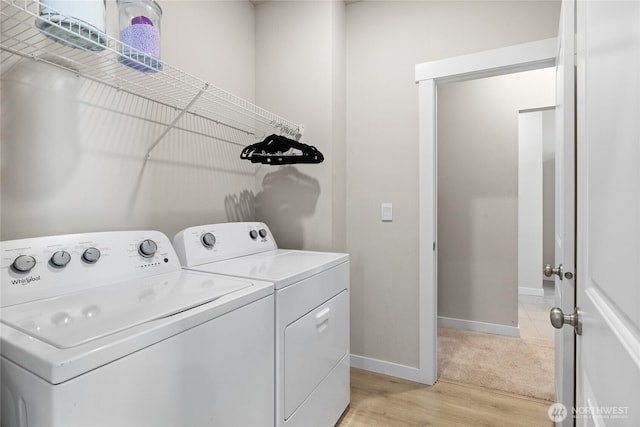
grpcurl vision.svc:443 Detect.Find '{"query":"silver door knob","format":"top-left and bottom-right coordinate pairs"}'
top-left (543, 263), bottom-right (563, 279)
top-left (550, 307), bottom-right (582, 335)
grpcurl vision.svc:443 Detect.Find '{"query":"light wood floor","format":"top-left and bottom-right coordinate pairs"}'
top-left (337, 368), bottom-right (553, 427)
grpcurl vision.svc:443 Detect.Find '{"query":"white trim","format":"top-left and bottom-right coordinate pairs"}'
top-left (438, 316), bottom-right (520, 337)
top-left (350, 354), bottom-right (422, 383)
top-left (415, 38), bottom-right (556, 386)
top-left (415, 37), bottom-right (557, 83)
top-left (417, 79), bottom-right (437, 385)
top-left (586, 287), bottom-right (640, 370)
top-left (519, 286), bottom-right (545, 297)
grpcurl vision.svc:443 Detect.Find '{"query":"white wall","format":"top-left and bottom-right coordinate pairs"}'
top-left (254, 1), bottom-right (346, 252)
top-left (518, 107), bottom-right (556, 296)
top-left (1, 1), bottom-right (257, 241)
top-left (346, 1), bottom-right (560, 367)
top-left (518, 109), bottom-right (546, 295)
top-left (542, 109), bottom-right (556, 278)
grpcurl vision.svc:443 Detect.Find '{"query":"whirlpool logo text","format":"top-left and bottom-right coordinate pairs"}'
top-left (11, 276), bottom-right (41, 286)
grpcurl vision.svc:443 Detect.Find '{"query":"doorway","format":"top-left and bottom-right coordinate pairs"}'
top-left (414, 37), bottom-right (558, 385)
top-left (434, 69), bottom-right (556, 401)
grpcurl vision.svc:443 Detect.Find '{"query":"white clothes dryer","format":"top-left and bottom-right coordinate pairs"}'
top-left (174, 222), bottom-right (350, 427)
top-left (0, 230), bottom-right (274, 427)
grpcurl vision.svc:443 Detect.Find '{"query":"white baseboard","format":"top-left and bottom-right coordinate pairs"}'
top-left (351, 317), bottom-right (520, 383)
top-left (518, 286), bottom-right (545, 297)
top-left (350, 354), bottom-right (425, 383)
top-left (438, 316), bottom-right (520, 337)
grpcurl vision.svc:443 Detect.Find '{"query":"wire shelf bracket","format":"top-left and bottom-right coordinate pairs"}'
top-left (145, 83), bottom-right (208, 160)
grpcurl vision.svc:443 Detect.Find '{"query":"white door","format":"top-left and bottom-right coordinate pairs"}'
top-left (574, 0), bottom-right (640, 426)
top-left (551, 0), bottom-right (576, 425)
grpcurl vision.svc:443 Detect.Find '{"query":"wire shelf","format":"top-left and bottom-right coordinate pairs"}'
top-left (0, 0), bottom-right (302, 156)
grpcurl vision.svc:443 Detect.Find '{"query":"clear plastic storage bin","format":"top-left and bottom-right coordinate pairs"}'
top-left (117, 0), bottom-right (162, 72)
top-left (36, 0), bottom-right (107, 51)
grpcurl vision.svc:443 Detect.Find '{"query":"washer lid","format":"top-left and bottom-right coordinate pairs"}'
top-left (191, 249), bottom-right (349, 289)
top-left (0, 271), bottom-right (252, 349)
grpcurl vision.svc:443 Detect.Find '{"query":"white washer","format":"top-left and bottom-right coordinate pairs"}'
top-left (174, 222), bottom-right (350, 427)
top-left (0, 230), bottom-right (275, 427)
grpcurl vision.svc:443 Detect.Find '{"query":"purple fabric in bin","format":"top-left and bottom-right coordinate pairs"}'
top-left (120, 22), bottom-right (160, 71)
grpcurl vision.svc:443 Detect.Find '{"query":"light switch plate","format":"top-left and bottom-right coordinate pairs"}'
top-left (381, 203), bottom-right (393, 221)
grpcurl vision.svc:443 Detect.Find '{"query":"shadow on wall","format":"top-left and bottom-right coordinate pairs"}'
top-left (1, 59), bottom-right (81, 200)
top-left (255, 166), bottom-right (320, 249)
top-left (225, 190), bottom-right (255, 222)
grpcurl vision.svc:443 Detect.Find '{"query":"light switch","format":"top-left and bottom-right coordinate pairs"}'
top-left (381, 203), bottom-right (393, 221)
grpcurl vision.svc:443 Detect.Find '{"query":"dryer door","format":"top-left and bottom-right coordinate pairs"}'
top-left (284, 290), bottom-right (349, 419)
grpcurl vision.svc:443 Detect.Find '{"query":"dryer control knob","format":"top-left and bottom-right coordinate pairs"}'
top-left (258, 229), bottom-right (267, 238)
top-left (11, 255), bottom-right (36, 273)
top-left (249, 230), bottom-right (258, 240)
top-left (82, 247), bottom-right (101, 264)
top-left (201, 232), bottom-right (216, 248)
top-left (50, 250), bottom-right (71, 268)
top-left (138, 239), bottom-right (158, 258)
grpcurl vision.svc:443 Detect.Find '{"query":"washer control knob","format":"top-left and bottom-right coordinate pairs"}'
top-left (138, 239), bottom-right (158, 258)
top-left (50, 251), bottom-right (71, 268)
top-left (82, 247), bottom-right (101, 264)
top-left (258, 229), bottom-right (267, 238)
top-left (11, 255), bottom-right (36, 273)
top-left (201, 232), bottom-right (216, 248)
top-left (249, 230), bottom-right (258, 240)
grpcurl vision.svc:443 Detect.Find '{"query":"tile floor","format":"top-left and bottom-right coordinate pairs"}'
top-left (518, 282), bottom-right (556, 341)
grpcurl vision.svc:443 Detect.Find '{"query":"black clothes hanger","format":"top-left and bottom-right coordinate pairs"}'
top-left (240, 134), bottom-right (324, 165)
